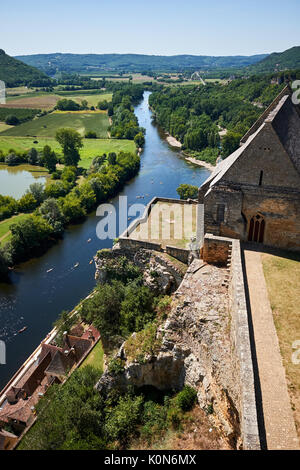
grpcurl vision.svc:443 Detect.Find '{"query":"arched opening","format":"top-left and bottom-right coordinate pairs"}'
top-left (248, 214), bottom-right (265, 243)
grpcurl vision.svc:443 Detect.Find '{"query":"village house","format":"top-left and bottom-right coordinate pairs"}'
top-left (0, 325), bottom-right (99, 437)
top-left (198, 86), bottom-right (300, 252)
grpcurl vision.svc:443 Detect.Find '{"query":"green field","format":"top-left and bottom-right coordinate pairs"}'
top-left (79, 340), bottom-right (104, 372)
top-left (0, 123), bottom-right (12, 133)
top-left (0, 136), bottom-right (136, 169)
top-left (0, 214), bottom-right (30, 245)
top-left (4, 91), bottom-right (112, 111)
top-left (57, 92), bottom-right (113, 107)
top-left (0, 111), bottom-right (110, 138)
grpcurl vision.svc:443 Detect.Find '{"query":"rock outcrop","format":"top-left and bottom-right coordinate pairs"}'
top-left (95, 245), bottom-right (185, 295)
top-left (96, 258), bottom-right (242, 448)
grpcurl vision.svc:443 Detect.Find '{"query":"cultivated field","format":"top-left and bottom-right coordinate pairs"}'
top-left (56, 92), bottom-right (112, 107)
top-left (0, 136), bottom-right (136, 169)
top-left (0, 123), bottom-right (12, 133)
top-left (0, 111), bottom-right (110, 138)
top-left (3, 91), bottom-right (112, 110)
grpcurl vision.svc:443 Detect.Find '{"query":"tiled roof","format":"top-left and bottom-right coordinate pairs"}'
top-left (45, 350), bottom-right (75, 377)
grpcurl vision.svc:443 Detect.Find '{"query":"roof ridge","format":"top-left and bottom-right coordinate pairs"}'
top-left (240, 85), bottom-right (292, 144)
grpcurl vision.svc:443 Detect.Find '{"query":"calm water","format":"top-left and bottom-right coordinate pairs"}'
top-left (0, 92), bottom-right (210, 389)
top-left (0, 164), bottom-right (47, 199)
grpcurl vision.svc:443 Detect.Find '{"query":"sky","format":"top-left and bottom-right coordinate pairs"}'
top-left (1, 0), bottom-right (299, 57)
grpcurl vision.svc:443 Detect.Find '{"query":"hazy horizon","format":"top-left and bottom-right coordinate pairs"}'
top-left (2, 0), bottom-right (300, 57)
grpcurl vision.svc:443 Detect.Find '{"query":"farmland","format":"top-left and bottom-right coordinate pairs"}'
top-left (3, 90), bottom-right (112, 110)
top-left (0, 136), bottom-right (136, 169)
top-left (0, 111), bottom-right (110, 138)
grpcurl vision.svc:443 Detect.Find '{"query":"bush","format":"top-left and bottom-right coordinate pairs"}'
top-left (85, 131), bottom-right (97, 139)
top-left (5, 114), bottom-right (19, 125)
top-left (5, 153), bottom-right (20, 166)
top-left (108, 358), bottom-right (125, 376)
top-left (176, 184), bottom-right (198, 200)
top-left (175, 386), bottom-right (197, 411)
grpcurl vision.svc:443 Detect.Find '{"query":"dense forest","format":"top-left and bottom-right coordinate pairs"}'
top-left (15, 52), bottom-right (268, 75)
top-left (0, 49), bottom-right (53, 87)
top-left (247, 46), bottom-right (300, 74)
top-left (149, 76), bottom-right (285, 162)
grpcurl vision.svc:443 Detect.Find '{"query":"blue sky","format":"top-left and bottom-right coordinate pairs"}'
top-left (1, 0), bottom-right (299, 56)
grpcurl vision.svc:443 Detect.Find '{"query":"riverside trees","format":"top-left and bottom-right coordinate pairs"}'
top-left (55, 128), bottom-right (83, 167)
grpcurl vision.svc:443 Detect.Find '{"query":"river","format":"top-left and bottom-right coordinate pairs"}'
top-left (0, 91), bottom-right (210, 389)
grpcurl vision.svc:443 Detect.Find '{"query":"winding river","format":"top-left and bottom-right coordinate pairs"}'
top-left (0, 91), bottom-right (210, 389)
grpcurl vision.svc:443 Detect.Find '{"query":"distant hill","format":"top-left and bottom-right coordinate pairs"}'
top-left (14, 52), bottom-right (268, 75)
top-left (0, 49), bottom-right (52, 87)
top-left (247, 46), bottom-right (300, 73)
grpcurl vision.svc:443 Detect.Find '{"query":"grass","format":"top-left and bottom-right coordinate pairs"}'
top-left (1, 111), bottom-right (110, 138)
top-left (0, 122), bottom-right (12, 132)
top-left (262, 251), bottom-right (300, 437)
top-left (79, 340), bottom-right (104, 372)
top-left (0, 213), bottom-right (30, 245)
top-left (58, 92), bottom-right (113, 107)
top-left (0, 136), bottom-right (136, 169)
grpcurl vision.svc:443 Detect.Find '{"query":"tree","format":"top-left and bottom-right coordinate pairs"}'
top-left (98, 100), bottom-right (109, 110)
top-left (28, 182), bottom-right (45, 205)
top-left (222, 131), bottom-right (242, 158)
top-left (134, 132), bottom-right (145, 148)
top-left (80, 99), bottom-right (88, 110)
top-left (0, 247), bottom-right (11, 278)
top-left (42, 145), bottom-right (57, 173)
top-left (56, 99), bottom-right (80, 111)
top-left (5, 115), bottom-right (19, 125)
top-left (107, 152), bottom-right (117, 165)
top-left (18, 193), bottom-right (38, 212)
top-left (176, 184), bottom-right (198, 200)
top-left (56, 128), bottom-right (83, 167)
top-left (85, 131), bottom-right (97, 139)
top-left (9, 215), bottom-right (54, 262)
top-left (39, 198), bottom-right (65, 234)
top-left (27, 148), bottom-right (38, 165)
top-left (5, 153), bottom-right (20, 166)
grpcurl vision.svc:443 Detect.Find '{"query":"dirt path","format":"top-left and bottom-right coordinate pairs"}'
top-left (243, 248), bottom-right (299, 450)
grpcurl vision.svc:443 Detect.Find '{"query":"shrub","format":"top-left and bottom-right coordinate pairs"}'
top-left (5, 153), bottom-right (20, 166)
top-left (85, 131), bottom-right (97, 139)
top-left (108, 358), bottom-right (125, 376)
top-left (5, 114), bottom-right (19, 125)
top-left (175, 386), bottom-right (197, 411)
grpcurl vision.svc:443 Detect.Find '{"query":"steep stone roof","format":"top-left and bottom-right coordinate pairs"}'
top-left (240, 85), bottom-right (293, 144)
top-left (270, 95), bottom-right (300, 175)
top-left (200, 88), bottom-right (300, 194)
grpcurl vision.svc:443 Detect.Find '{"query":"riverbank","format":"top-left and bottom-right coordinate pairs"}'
top-left (184, 155), bottom-right (215, 171)
top-left (0, 91), bottom-right (210, 391)
top-left (163, 133), bottom-right (216, 171)
top-left (166, 133), bottom-right (182, 148)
